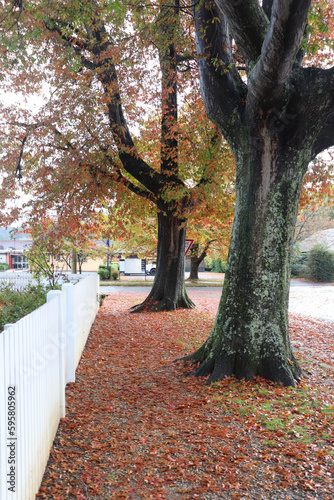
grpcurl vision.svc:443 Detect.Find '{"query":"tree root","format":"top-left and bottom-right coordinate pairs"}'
top-left (131, 293), bottom-right (195, 313)
top-left (177, 345), bottom-right (304, 387)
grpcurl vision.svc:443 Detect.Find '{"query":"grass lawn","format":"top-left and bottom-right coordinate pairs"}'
top-left (37, 291), bottom-right (334, 500)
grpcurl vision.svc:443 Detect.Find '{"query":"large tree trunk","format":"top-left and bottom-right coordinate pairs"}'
top-left (183, 133), bottom-right (308, 386)
top-left (132, 211), bottom-right (195, 312)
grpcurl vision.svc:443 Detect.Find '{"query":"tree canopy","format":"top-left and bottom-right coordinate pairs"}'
top-left (0, 0), bottom-right (236, 310)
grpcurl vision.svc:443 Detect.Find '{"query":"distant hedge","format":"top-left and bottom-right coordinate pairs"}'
top-left (291, 252), bottom-right (307, 278)
top-left (305, 244), bottom-right (334, 283)
top-left (97, 263), bottom-right (119, 281)
top-left (211, 258), bottom-right (227, 273)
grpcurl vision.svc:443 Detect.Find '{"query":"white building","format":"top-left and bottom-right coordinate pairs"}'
top-left (299, 229), bottom-right (334, 253)
top-left (0, 240), bottom-right (32, 269)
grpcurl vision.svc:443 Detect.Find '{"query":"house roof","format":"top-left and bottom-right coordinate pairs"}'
top-left (0, 240), bottom-right (32, 252)
top-left (299, 229), bottom-right (334, 252)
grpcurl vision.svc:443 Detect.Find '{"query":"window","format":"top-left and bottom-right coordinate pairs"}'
top-left (11, 255), bottom-right (29, 269)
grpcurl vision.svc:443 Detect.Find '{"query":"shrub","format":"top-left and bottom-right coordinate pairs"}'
top-left (0, 263), bottom-right (10, 271)
top-left (291, 247), bottom-right (308, 278)
top-left (97, 266), bottom-right (110, 281)
top-left (291, 263), bottom-right (307, 278)
top-left (305, 244), bottom-right (334, 282)
top-left (98, 263), bottom-right (120, 280)
top-left (0, 283), bottom-right (50, 331)
top-left (211, 258), bottom-right (227, 273)
top-left (111, 270), bottom-right (119, 281)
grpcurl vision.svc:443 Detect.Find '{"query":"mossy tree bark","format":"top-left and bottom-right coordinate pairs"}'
top-left (185, 136), bottom-right (307, 385)
top-left (183, 0), bottom-right (334, 385)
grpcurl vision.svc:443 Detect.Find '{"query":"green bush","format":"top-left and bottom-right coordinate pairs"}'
top-left (291, 263), bottom-right (307, 277)
top-left (111, 270), bottom-right (119, 281)
top-left (291, 247), bottom-right (308, 278)
top-left (305, 244), bottom-right (334, 282)
top-left (211, 258), bottom-right (227, 273)
top-left (0, 283), bottom-right (50, 331)
top-left (0, 263), bottom-right (10, 271)
top-left (98, 263), bottom-right (120, 280)
top-left (97, 265), bottom-right (110, 281)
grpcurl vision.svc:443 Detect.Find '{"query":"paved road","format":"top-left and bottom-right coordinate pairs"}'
top-left (100, 279), bottom-right (334, 323)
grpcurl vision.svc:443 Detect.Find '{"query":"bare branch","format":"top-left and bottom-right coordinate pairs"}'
top-left (15, 135), bottom-right (26, 179)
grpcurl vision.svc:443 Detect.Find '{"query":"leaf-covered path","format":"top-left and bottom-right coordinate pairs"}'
top-left (38, 291), bottom-right (334, 500)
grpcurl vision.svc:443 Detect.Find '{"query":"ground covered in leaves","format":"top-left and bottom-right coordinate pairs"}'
top-left (38, 290), bottom-right (334, 500)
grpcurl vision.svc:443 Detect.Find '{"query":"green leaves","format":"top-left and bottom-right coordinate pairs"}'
top-left (0, 283), bottom-right (50, 331)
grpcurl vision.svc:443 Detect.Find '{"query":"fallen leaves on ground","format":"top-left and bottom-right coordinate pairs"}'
top-left (37, 290), bottom-right (334, 500)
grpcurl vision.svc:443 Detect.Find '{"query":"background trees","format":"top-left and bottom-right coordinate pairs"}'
top-left (0, 0), bottom-right (234, 311)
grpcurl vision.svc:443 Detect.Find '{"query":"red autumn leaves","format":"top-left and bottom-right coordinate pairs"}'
top-left (37, 290), bottom-right (334, 499)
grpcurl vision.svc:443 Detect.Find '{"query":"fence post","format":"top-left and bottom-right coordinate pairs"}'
top-left (96, 274), bottom-right (100, 314)
top-left (47, 290), bottom-right (66, 418)
top-left (62, 283), bottom-right (76, 383)
top-left (0, 329), bottom-right (7, 500)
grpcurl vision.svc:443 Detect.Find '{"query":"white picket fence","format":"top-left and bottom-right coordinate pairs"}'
top-left (0, 273), bottom-right (100, 500)
top-left (0, 271), bottom-right (88, 291)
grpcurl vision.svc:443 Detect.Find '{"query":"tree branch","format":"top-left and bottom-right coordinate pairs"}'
top-left (214, 0), bottom-right (268, 63)
top-left (157, 1), bottom-right (179, 178)
top-left (15, 135), bottom-right (26, 179)
top-left (249, 0), bottom-right (311, 105)
top-left (303, 66), bottom-right (334, 158)
top-left (44, 14), bottom-right (181, 197)
top-left (103, 156), bottom-right (157, 203)
top-left (113, 171), bottom-right (157, 203)
top-left (312, 113), bottom-right (334, 158)
top-left (196, 239), bottom-right (216, 266)
top-left (43, 21), bottom-right (97, 70)
top-left (193, 0), bottom-right (246, 147)
top-left (52, 126), bottom-right (158, 203)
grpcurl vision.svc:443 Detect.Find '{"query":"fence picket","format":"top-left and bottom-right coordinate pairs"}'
top-left (0, 271), bottom-right (89, 291)
top-left (0, 273), bottom-right (99, 499)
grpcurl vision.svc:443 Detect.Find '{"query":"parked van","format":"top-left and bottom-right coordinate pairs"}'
top-left (119, 258), bottom-right (156, 275)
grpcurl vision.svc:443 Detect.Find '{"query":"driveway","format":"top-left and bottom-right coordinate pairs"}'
top-left (289, 281), bottom-right (334, 322)
top-left (100, 277), bottom-right (334, 322)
